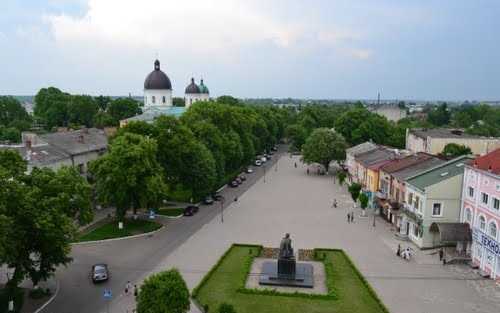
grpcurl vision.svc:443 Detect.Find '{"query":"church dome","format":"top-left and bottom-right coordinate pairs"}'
top-left (199, 79), bottom-right (209, 94)
top-left (185, 78), bottom-right (201, 94)
top-left (144, 60), bottom-right (172, 90)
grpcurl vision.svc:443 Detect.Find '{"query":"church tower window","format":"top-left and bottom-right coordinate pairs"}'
top-left (152, 96), bottom-right (156, 104)
top-left (162, 96), bottom-right (166, 103)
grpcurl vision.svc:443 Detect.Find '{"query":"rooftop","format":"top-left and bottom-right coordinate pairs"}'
top-left (391, 157), bottom-right (445, 182)
top-left (409, 128), bottom-right (499, 140)
top-left (123, 106), bottom-right (186, 123)
top-left (0, 144), bottom-right (69, 167)
top-left (380, 152), bottom-right (435, 174)
top-left (470, 148), bottom-right (500, 175)
top-left (355, 147), bottom-right (397, 167)
top-left (406, 155), bottom-right (473, 191)
top-left (346, 141), bottom-right (378, 156)
top-left (40, 128), bottom-right (108, 156)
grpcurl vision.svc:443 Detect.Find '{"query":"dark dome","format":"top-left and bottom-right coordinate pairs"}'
top-left (185, 78), bottom-right (201, 94)
top-left (144, 60), bottom-right (172, 90)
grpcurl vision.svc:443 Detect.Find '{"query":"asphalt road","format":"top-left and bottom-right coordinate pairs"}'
top-left (40, 147), bottom-right (285, 313)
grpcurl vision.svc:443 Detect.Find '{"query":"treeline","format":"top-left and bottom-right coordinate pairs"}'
top-left (0, 96), bottom-right (32, 143)
top-left (34, 87), bottom-right (142, 129)
top-left (90, 97), bottom-right (288, 216)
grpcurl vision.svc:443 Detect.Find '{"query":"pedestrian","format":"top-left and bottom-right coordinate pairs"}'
top-left (439, 248), bottom-right (444, 261)
top-left (125, 281), bottom-right (132, 295)
top-left (134, 285), bottom-right (138, 297)
top-left (294, 162), bottom-right (297, 168)
top-left (351, 212), bottom-right (355, 223)
top-left (347, 212), bottom-right (351, 223)
top-left (396, 244), bottom-right (401, 257)
top-left (306, 168), bottom-right (310, 175)
top-left (333, 199), bottom-right (337, 208)
top-left (234, 196), bottom-right (238, 202)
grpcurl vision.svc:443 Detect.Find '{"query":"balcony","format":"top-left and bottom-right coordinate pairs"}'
top-left (375, 190), bottom-right (388, 200)
top-left (401, 204), bottom-right (423, 223)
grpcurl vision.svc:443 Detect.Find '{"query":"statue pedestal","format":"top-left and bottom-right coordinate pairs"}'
top-left (259, 260), bottom-right (314, 288)
top-left (277, 258), bottom-right (296, 280)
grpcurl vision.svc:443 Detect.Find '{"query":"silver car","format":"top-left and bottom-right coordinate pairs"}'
top-left (92, 264), bottom-right (109, 283)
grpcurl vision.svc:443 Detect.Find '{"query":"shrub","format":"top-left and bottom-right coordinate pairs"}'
top-left (136, 269), bottom-right (190, 313)
top-left (218, 303), bottom-right (236, 313)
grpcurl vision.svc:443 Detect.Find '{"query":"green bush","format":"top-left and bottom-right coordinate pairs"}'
top-left (28, 288), bottom-right (51, 299)
top-left (136, 269), bottom-right (190, 313)
top-left (218, 303), bottom-right (236, 313)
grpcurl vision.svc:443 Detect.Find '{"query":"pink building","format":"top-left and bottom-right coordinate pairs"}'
top-left (461, 149), bottom-right (500, 280)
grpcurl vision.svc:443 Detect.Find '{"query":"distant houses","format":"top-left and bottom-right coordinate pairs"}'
top-left (0, 128), bottom-right (108, 174)
top-left (346, 133), bottom-right (500, 281)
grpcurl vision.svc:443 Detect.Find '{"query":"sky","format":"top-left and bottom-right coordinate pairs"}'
top-left (0, 0), bottom-right (499, 101)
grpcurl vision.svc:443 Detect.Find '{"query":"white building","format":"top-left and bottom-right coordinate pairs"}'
top-left (143, 60), bottom-right (173, 107)
top-left (185, 78), bottom-right (210, 108)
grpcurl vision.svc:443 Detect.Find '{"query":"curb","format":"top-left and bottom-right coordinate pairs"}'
top-left (33, 279), bottom-right (59, 313)
top-left (72, 225), bottom-right (165, 245)
top-left (157, 214), bottom-right (184, 219)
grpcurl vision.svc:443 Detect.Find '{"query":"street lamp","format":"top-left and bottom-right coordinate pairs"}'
top-left (220, 196), bottom-right (225, 223)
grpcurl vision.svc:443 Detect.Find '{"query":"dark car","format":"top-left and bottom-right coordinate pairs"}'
top-left (239, 174), bottom-right (247, 181)
top-left (91, 264), bottom-right (109, 283)
top-left (214, 194), bottom-right (224, 201)
top-left (203, 196), bottom-right (214, 205)
top-left (184, 205), bottom-right (199, 216)
top-left (235, 177), bottom-right (242, 185)
top-left (229, 180), bottom-right (239, 188)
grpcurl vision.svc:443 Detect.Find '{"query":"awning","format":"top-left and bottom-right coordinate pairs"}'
top-left (429, 223), bottom-right (472, 242)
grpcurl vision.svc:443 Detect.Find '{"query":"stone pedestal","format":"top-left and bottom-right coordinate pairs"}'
top-left (259, 260), bottom-right (314, 288)
top-left (277, 258), bottom-right (296, 280)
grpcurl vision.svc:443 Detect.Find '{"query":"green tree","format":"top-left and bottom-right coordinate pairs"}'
top-left (427, 103), bottom-right (451, 126)
top-left (218, 303), bottom-right (237, 313)
top-left (348, 183), bottom-right (362, 203)
top-left (173, 97), bottom-right (185, 107)
top-left (90, 133), bottom-right (166, 219)
top-left (0, 96), bottom-right (31, 126)
top-left (301, 128), bottom-right (347, 173)
top-left (336, 171), bottom-right (347, 186)
top-left (95, 95), bottom-right (112, 111)
top-left (34, 87), bottom-right (71, 128)
top-left (68, 95), bottom-right (99, 127)
top-left (107, 98), bottom-right (142, 122)
top-left (217, 95), bottom-right (239, 106)
top-left (0, 126), bottom-right (21, 143)
top-left (136, 269), bottom-right (190, 313)
top-left (93, 111), bottom-right (117, 128)
top-left (285, 124), bottom-right (308, 151)
top-left (442, 143), bottom-right (472, 158)
top-left (359, 192), bottom-right (369, 211)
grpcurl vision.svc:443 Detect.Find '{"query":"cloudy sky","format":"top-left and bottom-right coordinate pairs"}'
top-left (1, 0), bottom-right (499, 100)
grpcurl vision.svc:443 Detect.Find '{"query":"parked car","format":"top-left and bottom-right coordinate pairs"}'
top-left (203, 196), bottom-right (214, 205)
top-left (272, 146), bottom-right (278, 151)
top-left (235, 177), bottom-right (242, 185)
top-left (261, 157), bottom-right (267, 163)
top-left (269, 150), bottom-right (275, 155)
top-left (184, 205), bottom-right (199, 216)
top-left (91, 264), bottom-right (109, 283)
top-left (254, 160), bottom-right (262, 166)
top-left (239, 174), bottom-right (247, 181)
top-left (246, 167), bottom-right (253, 173)
top-left (229, 180), bottom-right (239, 188)
top-left (213, 194), bottom-right (224, 201)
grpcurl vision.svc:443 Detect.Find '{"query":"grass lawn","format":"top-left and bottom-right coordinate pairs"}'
top-left (76, 218), bottom-right (162, 242)
top-left (156, 207), bottom-right (184, 217)
top-left (193, 245), bottom-right (388, 313)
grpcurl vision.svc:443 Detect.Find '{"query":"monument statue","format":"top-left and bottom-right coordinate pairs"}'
top-left (259, 232), bottom-right (314, 288)
top-left (279, 233), bottom-right (294, 259)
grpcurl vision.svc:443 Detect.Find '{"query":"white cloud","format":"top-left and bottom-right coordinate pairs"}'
top-left (346, 48), bottom-right (373, 60)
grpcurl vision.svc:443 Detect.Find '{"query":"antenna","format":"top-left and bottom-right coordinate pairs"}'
top-left (377, 92), bottom-right (380, 106)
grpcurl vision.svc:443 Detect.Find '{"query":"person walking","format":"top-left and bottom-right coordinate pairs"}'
top-left (350, 212), bottom-right (355, 223)
top-left (294, 162), bottom-right (297, 168)
top-left (306, 168), bottom-right (309, 175)
top-left (134, 285), bottom-right (138, 297)
top-left (347, 212), bottom-right (351, 223)
top-left (396, 244), bottom-right (401, 257)
top-left (439, 248), bottom-right (444, 261)
top-left (125, 281), bottom-right (132, 296)
top-left (333, 199), bottom-right (337, 208)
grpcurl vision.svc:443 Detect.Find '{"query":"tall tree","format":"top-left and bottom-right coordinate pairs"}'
top-left (107, 98), bottom-right (142, 122)
top-left (68, 95), bottom-right (99, 127)
top-left (90, 133), bottom-right (166, 219)
top-left (427, 103), bottom-right (451, 126)
top-left (301, 128), bottom-right (347, 172)
top-left (34, 87), bottom-right (71, 128)
top-left (442, 143), bottom-right (472, 158)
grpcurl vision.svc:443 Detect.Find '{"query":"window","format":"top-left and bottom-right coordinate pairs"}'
top-left (493, 198), bottom-right (500, 211)
top-left (162, 96), bottom-right (166, 103)
top-left (432, 203), bottom-right (442, 216)
top-left (489, 222), bottom-right (497, 238)
top-left (465, 208), bottom-right (472, 223)
top-left (408, 193), bottom-right (413, 206)
top-left (152, 96), bottom-right (156, 104)
top-left (482, 192), bottom-right (489, 205)
top-left (414, 196), bottom-right (420, 210)
top-left (468, 186), bottom-right (474, 198)
top-left (413, 224), bottom-right (419, 237)
top-left (78, 163), bottom-right (84, 174)
top-left (479, 216), bottom-right (486, 231)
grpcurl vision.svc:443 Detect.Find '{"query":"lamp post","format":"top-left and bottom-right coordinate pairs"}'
top-left (220, 196), bottom-right (225, 223)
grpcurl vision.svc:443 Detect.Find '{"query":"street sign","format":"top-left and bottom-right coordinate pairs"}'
top-left (103, 289), bottom-right (112, 300)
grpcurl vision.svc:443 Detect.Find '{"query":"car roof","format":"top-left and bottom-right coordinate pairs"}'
top-left (93, 264), bottom-right (107, 270)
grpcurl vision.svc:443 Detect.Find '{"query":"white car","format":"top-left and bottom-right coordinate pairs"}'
top-left (261, 157), bottom-right (267, 163)
top-left (254, 160), bottom-right (262, 166)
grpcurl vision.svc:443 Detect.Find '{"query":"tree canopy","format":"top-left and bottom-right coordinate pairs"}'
top-left (442, 143), bottom-right (472, 158)
top-left (301, 128), bottom-right (347, 172)
top-left (136, 269), bottom-right (190, 313)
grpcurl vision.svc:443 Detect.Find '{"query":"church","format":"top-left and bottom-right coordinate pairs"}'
top-left (120, 59), bottom-right (210, 127)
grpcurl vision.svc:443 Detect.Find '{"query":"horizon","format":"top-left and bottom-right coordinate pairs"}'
top-left (1, 1), bottom-right (500, 100)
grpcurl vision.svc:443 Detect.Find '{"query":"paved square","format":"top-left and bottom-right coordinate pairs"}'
top-left (113, 155), bottom-right (500, 313)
